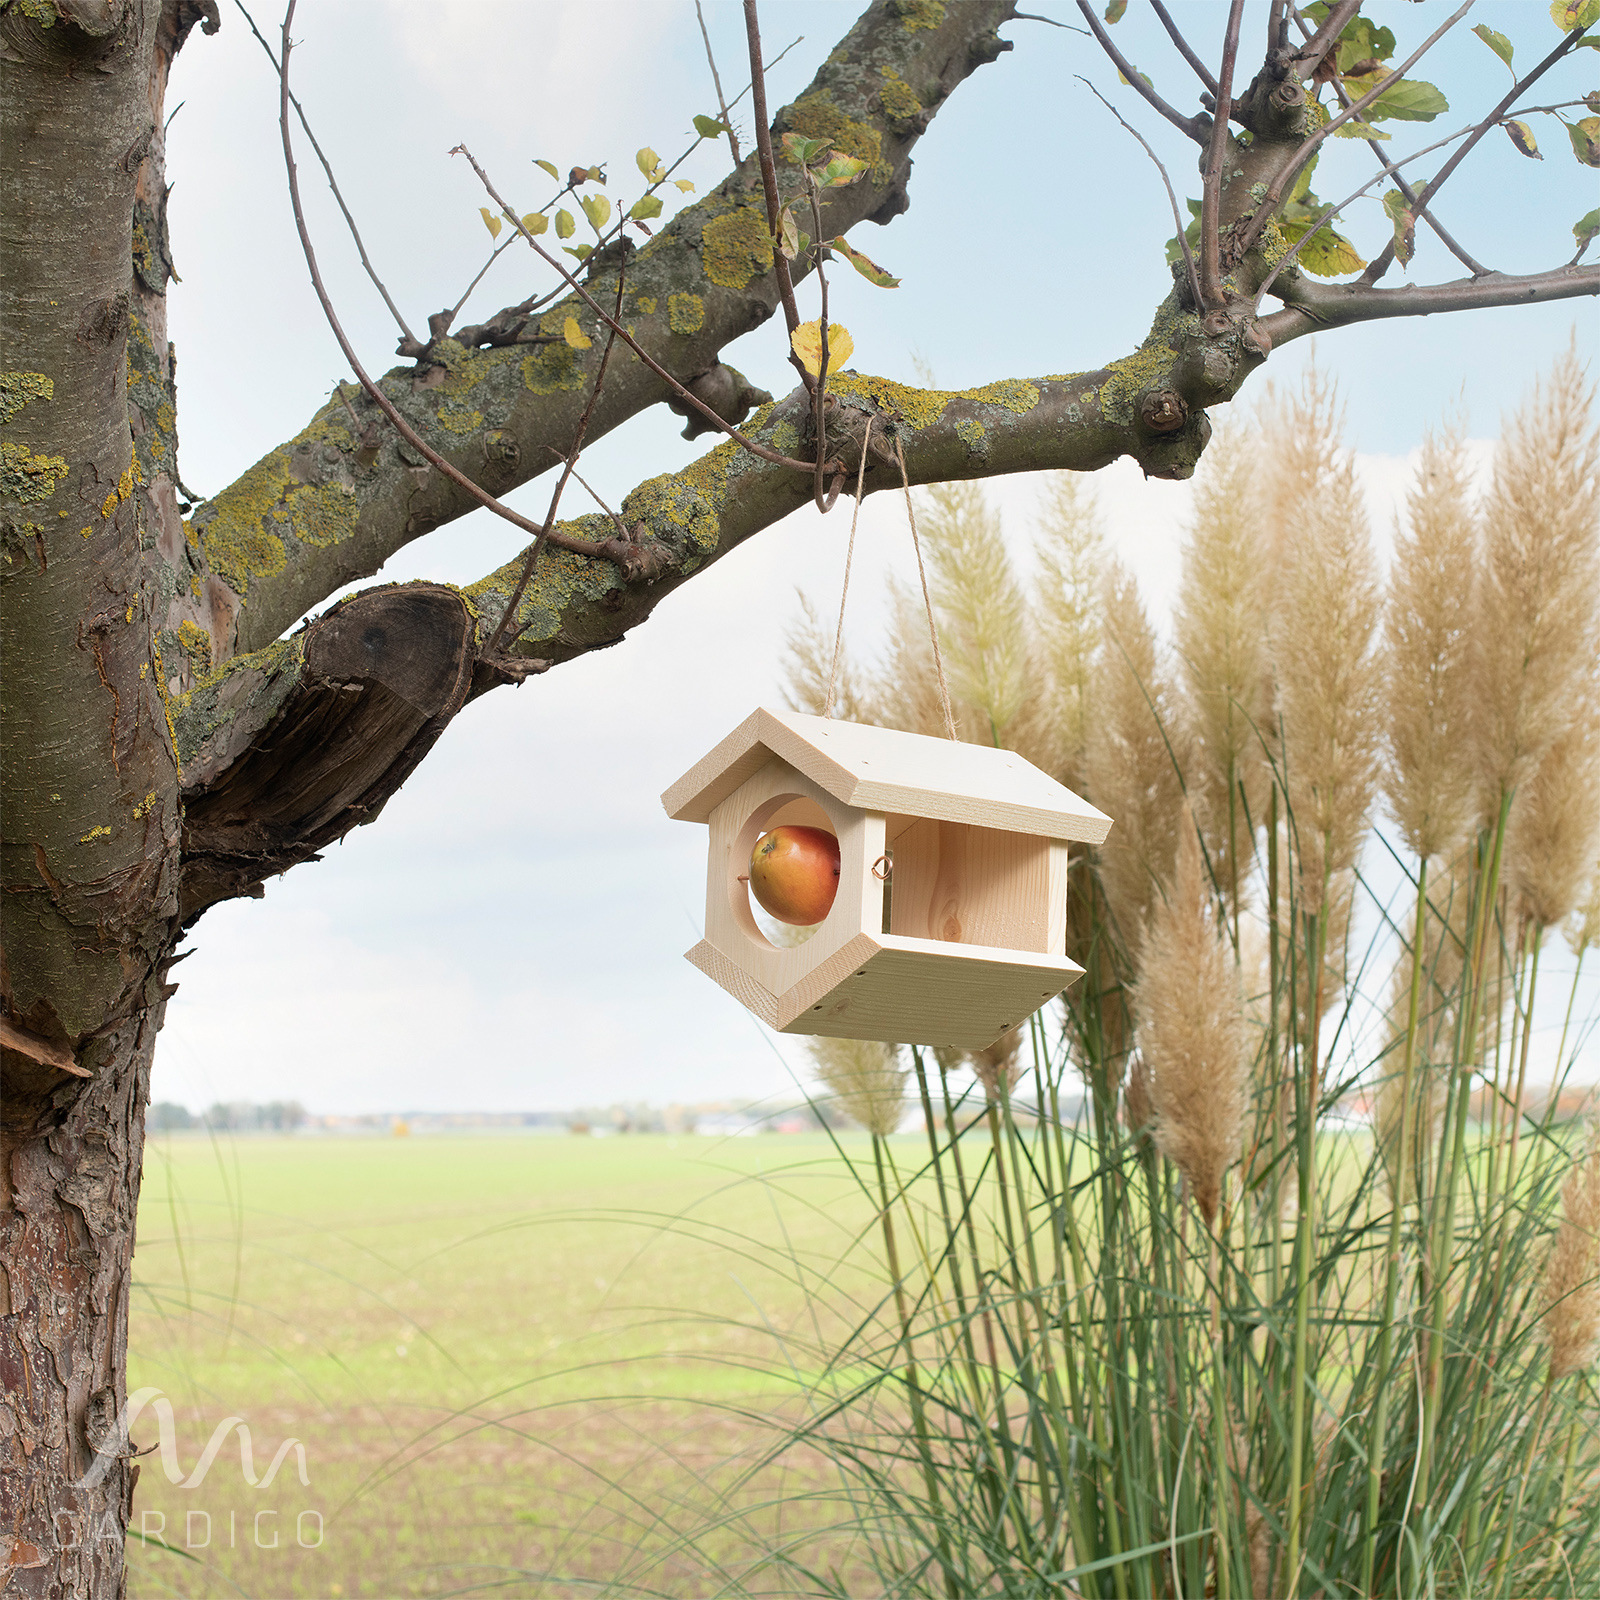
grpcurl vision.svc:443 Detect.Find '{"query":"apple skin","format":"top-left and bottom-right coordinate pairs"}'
top-left (748, 825), bottom-right (841, 926)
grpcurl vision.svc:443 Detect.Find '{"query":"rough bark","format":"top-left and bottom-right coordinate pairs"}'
top-left (2, 1), bottom-right (213, 1592)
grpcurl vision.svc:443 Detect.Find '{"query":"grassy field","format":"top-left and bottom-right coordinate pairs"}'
top-left (125, 1130), bottom-right (903, 1599)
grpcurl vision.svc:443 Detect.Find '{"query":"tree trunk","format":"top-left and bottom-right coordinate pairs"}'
top-left (2, 2), bottom-right (211, 1591)
top-left (1, 1008), bottom-right (163, 1596)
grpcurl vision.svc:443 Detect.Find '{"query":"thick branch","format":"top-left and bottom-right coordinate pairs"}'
top-left (186, 0), bottom-right (1018, 660)
top-left (1260, 263), bottom-right (1600, 345)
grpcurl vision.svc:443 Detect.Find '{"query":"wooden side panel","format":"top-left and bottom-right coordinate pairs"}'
top-left (701, 757), bottom-right (880, 997)
top-left (781, 937), bottom-right (1084, 1048)
top-left (887, 820), bottom-right (1053, 953)
top-left (1047, 842), bottom-right (1070, 955)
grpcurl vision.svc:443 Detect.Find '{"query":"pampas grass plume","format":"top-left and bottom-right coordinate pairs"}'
top-left (1134, 812), bottom-right (1249, 1225)
top-left (1384, 425), bottom-right (1481, 862)
top-left (1267, 373), bottom-right (1383, 914)
top-left (809, 1037), bottom-right (908, 1138)
top-left (1508, 666), bottom-right (1600, 930)
top-left (1174, 421), bottom-right (1273, 910)
top-left (1543, 1131), bottom-right (1600, 1381)
top-left (1474, 346), bottom-right (1600, 808)
top-left (1085, 559), bottom-right (1187, 970)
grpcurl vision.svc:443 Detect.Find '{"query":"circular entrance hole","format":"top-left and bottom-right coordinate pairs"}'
top-left (730, 794), bottom-right (839, 952)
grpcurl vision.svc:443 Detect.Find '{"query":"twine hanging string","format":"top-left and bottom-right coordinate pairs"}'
top-left (895, 435), bottom-right (958, 741)
top-left (823, 416), bottom-right (873, 719)
top-left (820, 419), bottom-right (957, 742)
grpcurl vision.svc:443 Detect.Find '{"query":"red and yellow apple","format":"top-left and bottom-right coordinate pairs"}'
top-left (748, 825), bottom-right (840, 925)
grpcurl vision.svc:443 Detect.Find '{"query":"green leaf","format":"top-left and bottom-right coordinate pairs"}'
top-left (1567, 114), bottom-right (1600, 165)
top-left (816, 151), bottom-right (869, 187)
top-left (636, 147), bottom-right (661, 178)
top-left (479, 207), bottom-right (503, 240)
top-left (1333, 119), bottom-right (1392, 140)
top-left (1573, 205), bottom-right (1600, 253)
top-left (580, 193), bottom-right (611, 231)
top-left (1576, 34), bottom-right (1600, 49)
top-left (520, 211), bottom-right (549, 235)
top-left (1472, 24), bottom-right (1515, 69)
top-left (1104, 0), bottom-right (1127, 20)
top-left (1381, 189), bottom-right (1415, 265)
top-left (693, 113), bottom-right (728, 138)
top-left (555, 208), bottom-right (576, 239)
top-left (1279, 216), bottom-right (1367, 277)
top-left (1335, 16), bottom-right (1396, 74)
top-left (781, 132), bottom-right (831, 164)
top-left (1502, 119), bottom-right (1543, 159)
top-left (561, 243), bottom-right (593, 262)
top-left (1117, 65), bottom-right (1154, 89)
top-left (827, 235), bottom-right (901, 287)
top-left (1551, 0), bottom-right (1600, 32)
top-left (1362, 74), bottom-right (1449, 123)
top-left (586, 166), bottom-right (605, 184)
top-left (533, 158), bottom-right (560, 180)
top-left (629, 194), bottom-right (663, 220)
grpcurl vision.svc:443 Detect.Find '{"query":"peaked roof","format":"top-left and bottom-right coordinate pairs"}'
top-left (662, 707), bottom-right (1112, 843)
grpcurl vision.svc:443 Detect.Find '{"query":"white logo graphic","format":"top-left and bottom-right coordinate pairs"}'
top-left (76, 1388), bottom-right (310, 1491)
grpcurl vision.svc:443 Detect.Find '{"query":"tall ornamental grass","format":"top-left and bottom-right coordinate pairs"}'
top-left (764, 351), bottom-right (1600, 1598)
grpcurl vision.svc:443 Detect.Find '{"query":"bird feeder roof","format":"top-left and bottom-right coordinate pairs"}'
top-left (662, 707), bottom-right (1112, 844)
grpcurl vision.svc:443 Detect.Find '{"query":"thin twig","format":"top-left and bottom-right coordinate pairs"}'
top-left (1290, 0), bottom-right (1361, 80)
top-left (1235, 0), bottom-right (1476, 264)
top-left (490, 260), bottom-right (631, 649)
top-left (1074, 0), bottom-right (1204, 142)
top-left (1150, 0), bottom-right (1217, 96)
top-left (433, 36), bottom-right (802, 354)
top-left (1251, 118), bottom-right (1488, 310)
top-left (452, 143), bottom-right (819, 473)
top-left (1077, 76), bottom-right (1202, 311)
top-left (1287, 3), bottom-right (1487, 278)
top-left (1360, 20), bottom-right (1592, 285)
top-left (742, 0), bottom-right (811, 395)
top-left (695, 0), bottom-right (744, 173)
top-left (276, 1), bottom-right (618, 570)
top-left (1013, 11), bottom-right (1089, 35)
top-left (544, 449), bottom-right (631, 543)
top-left (1199, 0), bottom-right (1248, 309)
top-left (806, 183), bottom-right (842, 513)
top-left (237, 0), bottom-right (419, 347)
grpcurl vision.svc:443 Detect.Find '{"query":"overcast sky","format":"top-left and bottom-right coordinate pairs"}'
top-left (151, 1), bottom-right (1599, 1114)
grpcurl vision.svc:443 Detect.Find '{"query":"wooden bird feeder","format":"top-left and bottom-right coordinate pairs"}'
top-left (662, 708), bottom-right (1113, 1048)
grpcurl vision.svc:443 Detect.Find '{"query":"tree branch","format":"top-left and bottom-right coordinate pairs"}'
top-left (187, 0), bottom-right (1019, 660)
top-left (1199, 0), bottom-right (1247, 309)
top-left (1235, 0), bottom-right (1475, 264)
top-left (1258, 262), bottom-right (1600, 346)
top-left (1150, 0), bottom-right (1217, 96)
top-left (1360, 20), bottom-right (1593, 285)
top-left (1074, 0), bottom-right (1206, 142)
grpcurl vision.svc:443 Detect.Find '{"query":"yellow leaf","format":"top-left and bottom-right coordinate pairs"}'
top-left (479, 206), bottom-right (503, 239)
top-left (562, 316), bottom-right (592, 351)
top-left (674, 178), bottom-right (696, 193)
top-left (790, 319), bottom-right (854, 377)
top-left (636, 146), bottom-right (661, 177)
top-left (520, 212), bottom-right (550, 235)
top-left (555, 208), bottom-right (575, 239)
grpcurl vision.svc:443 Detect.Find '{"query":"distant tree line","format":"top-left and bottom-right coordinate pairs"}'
top-left (146, 1100), bottom-right (308, 1132)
